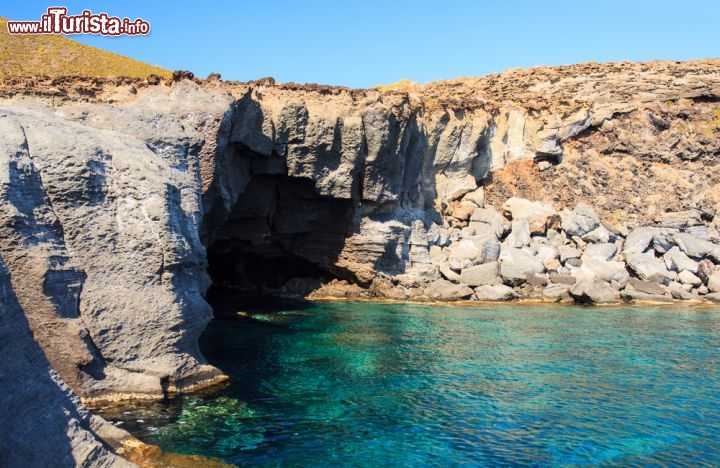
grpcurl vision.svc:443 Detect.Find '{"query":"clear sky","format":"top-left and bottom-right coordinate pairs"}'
top-left (4, 1), bottom-right (720, 88)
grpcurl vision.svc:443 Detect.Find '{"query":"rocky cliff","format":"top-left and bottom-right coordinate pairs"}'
top-left (1, 60), bottom-right (720, 464)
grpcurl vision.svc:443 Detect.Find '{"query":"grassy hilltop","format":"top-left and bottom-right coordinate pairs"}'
top-left (0, 17), bottom-right (170, 79)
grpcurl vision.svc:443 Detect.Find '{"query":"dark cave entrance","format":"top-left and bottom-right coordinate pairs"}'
top-left (207, 244), bottom-right (337, 292)
top-left (205, 173), bottom-right (355, 297)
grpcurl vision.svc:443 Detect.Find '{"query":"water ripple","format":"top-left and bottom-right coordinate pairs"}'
top-left (97, 302), bottom-right (720, 466)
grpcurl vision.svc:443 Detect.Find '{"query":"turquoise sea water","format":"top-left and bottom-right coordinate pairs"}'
top-left (99, 299), bottom-right (720, 466)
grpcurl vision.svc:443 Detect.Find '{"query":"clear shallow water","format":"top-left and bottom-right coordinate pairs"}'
top-left (98, 299), bottom-right (720, 466)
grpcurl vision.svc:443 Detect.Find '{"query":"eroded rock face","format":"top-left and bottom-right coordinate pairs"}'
top-left (2, 60), bottom-right (720, 462)
top-left (0, 82), bottom-right (230, 404)
top-left (0, 256), bottom-right (131, 467)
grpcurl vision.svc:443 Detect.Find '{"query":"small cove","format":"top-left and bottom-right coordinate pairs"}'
top-left (97, 298), bottom-right (720, 466)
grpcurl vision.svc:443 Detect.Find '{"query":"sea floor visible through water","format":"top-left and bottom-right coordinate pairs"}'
top-left (96, 294), bottom-right (720, 466)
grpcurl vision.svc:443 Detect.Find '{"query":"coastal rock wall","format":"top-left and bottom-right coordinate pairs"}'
top-left (202, 61), bottom-right (720, 302)
top-left (0, 82), bottom-right (232, 405)
top-left (0, 255), bottom-right (131, 467)
top-left (1, 60), bottom-right (720, 463)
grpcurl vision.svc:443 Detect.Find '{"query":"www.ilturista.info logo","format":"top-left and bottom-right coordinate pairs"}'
top-left (6, 7), bottom-right (150, 36)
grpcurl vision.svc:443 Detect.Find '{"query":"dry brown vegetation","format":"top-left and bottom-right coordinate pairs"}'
top-left (0, 17), bottom-right (170, 79)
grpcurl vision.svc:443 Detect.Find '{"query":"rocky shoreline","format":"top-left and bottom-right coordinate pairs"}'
top-left (258, 197), bottom-right (720, 305)
top-left (1, 59), bottom-right (720, 465)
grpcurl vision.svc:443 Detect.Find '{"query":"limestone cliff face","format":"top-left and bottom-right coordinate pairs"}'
top-left (1, 60), bottom-right (720, 463)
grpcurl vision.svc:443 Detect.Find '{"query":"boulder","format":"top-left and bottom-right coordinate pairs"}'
top-left (686, 225), bottom-right (716, 242)
top-left (462, 187), bottom-right (484, 207)
top-left (663, 246), bottom-right (699, 273)
top-left (703, 292), bottom-right (720, 303)
top-left (426, 280), bottom-right (474, 301)
top-left (582, 243), bottom-right (617, 261)
top-left (543, 283), bottom-right (571, 300)
top-left (309, 280), bottom-right (370, 300)
top-left (570, 279), bottom-right (621, 304)
top-left (562, 204), bottom-right (600, 237)
top-left (621, 290), bottom-right (672, 303)
top-left (429, 245), bottom-right (447, 265)
top-left (535, 244), bottom-right (559, 265)
top-left (544, 259), bottom-right (562, 272)
top-left (625, 251), bottom-right (674, 284)
top-left (558, 245), bottom-right (581, 262)
top-left (651, 231), bottom-right (676, 254)
top-left (576, 258), bottom-right (630, 287)
top-left (707, 270), bottom-right (720, 293)
top-left (439, 263), bottom-right (460, 282)
top-left (623, 227), bottom-right (677, 255)
top-left (583, 224), bottom-right (612, 244)
top-left (677, 270), bottom-right (702, 286)
top-left (464, 222), bottom-right (499, 240)
top-left (572, 235), bottom-right (587, 250)
top-left (532, 214), bottom-right (561, 236)
top-left (473, 284), bottom-right (517, 301)
top-left (566, 258), bottom-right (583, 267)
top-left (447, 240), bottom-right (477, 271)
top-left (505, 219), bottom-right (531, 248)
top-left (503, 197), bottom-right (557, 235)
top-left (438, 174), bottom-right (477, 201)
top-left (427, 224), bottom-right (451, 247)
top-left (627, 278), bottom-right (666, 295)
top-left (669, 288), bottom-right (697, 300)
top-left (459, 262), bottom-right (501, 287)
top-left (697, 259), bottom-right (716, 284)
top-left (672, 232), bottom-right (720, 260)
top-left (447, 238), bottom-right (500, 270)
top-left (448, 201), bottom-right (476, 221)
top-left (477, 238), bottom-right (502, 264)
top-left (470, 207), bottom-right (510, 238)
top-left (499, 247), bottom-right (544, 286)
top-left (515, 283), bottom-right (546, 299)
top-left (503, 197), bottom-right (556, 220)
top-left (436, 230), bottom-right (452, 247)
top-left (546, 229), bottom-right (567, 247)
top-left (654, 209), bottom-right (703, 229)
top-left (549, 273), bottom-right (576, 285)
top-left (668, 281), bottom-right (693, 292)
top-left (526, 273), bottom-right (549, 286)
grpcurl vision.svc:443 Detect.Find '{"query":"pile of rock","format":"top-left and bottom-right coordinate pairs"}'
top-left (423, 196), bottom-right (720, 304)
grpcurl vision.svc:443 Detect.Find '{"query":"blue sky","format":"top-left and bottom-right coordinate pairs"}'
top-left (4, 1), bottom-right (720, 88)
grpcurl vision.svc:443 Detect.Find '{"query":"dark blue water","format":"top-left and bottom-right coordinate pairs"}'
top-left (98, 300), bottom-right (720, 466)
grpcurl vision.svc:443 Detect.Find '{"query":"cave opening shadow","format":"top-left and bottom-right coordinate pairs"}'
top-left (205, 173), bottom-right (356, 305)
